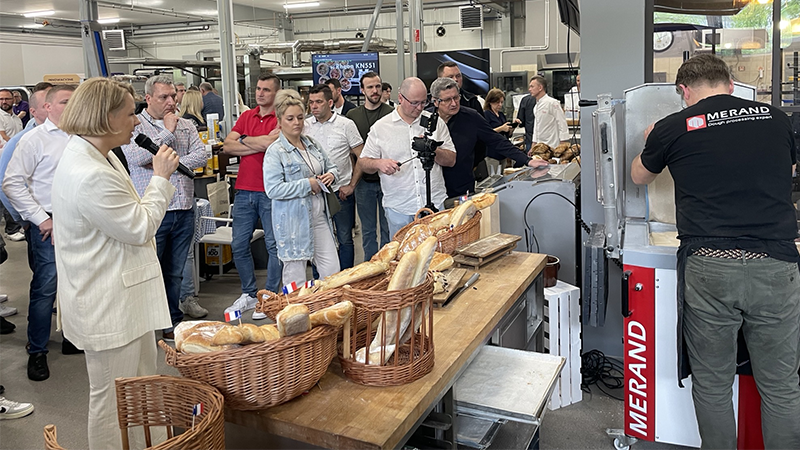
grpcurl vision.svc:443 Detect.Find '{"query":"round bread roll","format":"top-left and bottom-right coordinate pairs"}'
top-left (276, 304), bottom-right (311, 337)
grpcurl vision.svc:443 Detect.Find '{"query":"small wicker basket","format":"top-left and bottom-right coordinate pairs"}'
top-left (339, 274), bottom-right (435, 386)
top-left (115, 375), bottom-right (226, 450)
top-left (393, 208), bottom-right (482, 255)
top-left (159, 325), bottom-right (338, 410)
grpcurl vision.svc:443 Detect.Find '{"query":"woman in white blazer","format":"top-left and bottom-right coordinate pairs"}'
top-left (52, 78), bottom-right (180, 450)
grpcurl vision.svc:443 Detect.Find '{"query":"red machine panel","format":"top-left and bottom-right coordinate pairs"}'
top-left (623, 265), bottom-right (656, 442)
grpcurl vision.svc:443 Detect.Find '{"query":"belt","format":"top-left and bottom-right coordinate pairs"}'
top-left (692, 247), bottom-right (769, 259)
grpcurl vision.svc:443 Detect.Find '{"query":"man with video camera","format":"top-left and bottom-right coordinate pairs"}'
top-left (360, 77), bottom-right (455, 237)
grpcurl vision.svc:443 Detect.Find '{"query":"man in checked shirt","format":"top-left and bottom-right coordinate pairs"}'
top-left (122, 75), bottom-right (208, 340)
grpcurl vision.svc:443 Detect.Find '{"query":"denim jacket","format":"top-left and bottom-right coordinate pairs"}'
top-left (263, 132), bottom-right (339, 261)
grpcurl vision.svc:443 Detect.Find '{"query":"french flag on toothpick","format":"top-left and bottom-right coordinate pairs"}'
top-left (224, 309), bottom-right (241, 322)
top-left (192, 403), bottom-right (203, 416)
top-left (282, 281), bottom-right (299, 295)
top-left (304, 280), bottom-right (314, 288)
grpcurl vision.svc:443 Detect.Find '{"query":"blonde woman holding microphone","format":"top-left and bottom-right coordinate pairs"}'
top-left (52, 77), bottom-right (179, 449)
top-left (263, 90), bottom-right (340, 286)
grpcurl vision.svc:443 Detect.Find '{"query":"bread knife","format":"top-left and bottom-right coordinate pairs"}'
top-left (443, 273), bottom-right (480, 306)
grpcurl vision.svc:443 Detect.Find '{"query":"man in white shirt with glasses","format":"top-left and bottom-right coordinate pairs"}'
top-left (360, 77), bottom-right (456, 237)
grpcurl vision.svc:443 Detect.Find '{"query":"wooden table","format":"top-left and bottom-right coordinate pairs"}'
top-left (226, 252), bottom-right (547, 449)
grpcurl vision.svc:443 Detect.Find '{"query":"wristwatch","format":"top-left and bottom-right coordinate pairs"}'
top-left (238, 134), bottom-right (247, 144)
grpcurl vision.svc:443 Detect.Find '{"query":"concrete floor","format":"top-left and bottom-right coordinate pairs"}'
top-left (0, 232), bottom-right (689, 450)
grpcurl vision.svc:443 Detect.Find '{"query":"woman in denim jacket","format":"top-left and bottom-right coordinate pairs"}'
top-left (263, 90), bottom-right (341, 286)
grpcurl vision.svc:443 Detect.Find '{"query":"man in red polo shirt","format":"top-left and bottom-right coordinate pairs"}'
top-left (222, 74), bottom-right (283, 319)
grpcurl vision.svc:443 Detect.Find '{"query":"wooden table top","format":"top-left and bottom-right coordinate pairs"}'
top-left (226, 252), bottom-right (547, 449)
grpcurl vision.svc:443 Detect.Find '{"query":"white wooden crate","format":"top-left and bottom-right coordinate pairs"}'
top-left (544, 281), bottom-right (582, 410)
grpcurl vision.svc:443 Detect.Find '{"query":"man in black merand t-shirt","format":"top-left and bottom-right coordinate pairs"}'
top-left (347, 71), bottom-right (394, 261)
top-left (632, 54), bottom-right (800, 449)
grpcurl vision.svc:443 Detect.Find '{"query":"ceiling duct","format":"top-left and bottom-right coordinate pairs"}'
top-left (654, 0), bottom-right (749, 16)
top-left (102, 29), bottom-right (126, 51)
top-left (459, 5), bottom-right (483, 31)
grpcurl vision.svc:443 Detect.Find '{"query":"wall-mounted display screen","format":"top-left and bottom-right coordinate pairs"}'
top-left (417, 49), bottom-right (491, 96)
top-left (311, 52), bottom-right (380, 96)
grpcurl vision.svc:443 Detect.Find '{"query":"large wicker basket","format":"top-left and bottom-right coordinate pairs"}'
top-left (159, 325), bottom-right (338, 410)
top-left (393, 208), bottom-right (481, 254)
top-left (339, 274), bottom-right (435, 386)
top-left (115, 375), bottom-right (226, 450)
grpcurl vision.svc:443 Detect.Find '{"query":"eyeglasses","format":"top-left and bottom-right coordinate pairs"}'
top-left (434, 96), bottom-right (459, 105)
top-left (400, 93), bottom-right (426, 108)
top-left (0, 97), bottom-right (13, 102)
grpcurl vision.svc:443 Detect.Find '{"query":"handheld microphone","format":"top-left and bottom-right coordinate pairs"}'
top-left (134, 134), bottom-right (196, 179)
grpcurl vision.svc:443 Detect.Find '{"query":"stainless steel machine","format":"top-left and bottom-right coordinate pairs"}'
top-left (587, 82), bottom-right (758, 449)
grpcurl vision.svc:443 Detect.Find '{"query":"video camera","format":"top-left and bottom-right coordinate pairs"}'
top-left (412, 110), bottom-right (444, 172)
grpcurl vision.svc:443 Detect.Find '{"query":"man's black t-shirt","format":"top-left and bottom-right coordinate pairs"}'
top-left (641, 94), bottom-right (798, 262)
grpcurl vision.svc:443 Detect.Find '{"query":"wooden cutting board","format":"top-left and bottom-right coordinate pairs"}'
top-left (456, 233), bottom-right (522, 259)
top-left (433, 268), bottom-right (468, 305)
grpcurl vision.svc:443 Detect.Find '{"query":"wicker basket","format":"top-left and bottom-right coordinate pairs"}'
top-left (255, 272), bottom-right (389, 331)
top-left (115, 375), bottom-right (226, 450)
top-left (393, 208), bottom-right (482, 255)
top-left (159, 325), bottom-right (338, 410)
top-left (338, 274), bottom-right (435, 386)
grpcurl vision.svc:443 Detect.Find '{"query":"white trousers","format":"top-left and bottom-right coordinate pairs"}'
top-left (85, 331), bottom-right (163, 450)
top-left (282, 194), bottom-right (340, 285)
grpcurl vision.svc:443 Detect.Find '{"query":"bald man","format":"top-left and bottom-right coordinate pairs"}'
top-left (359, 77), bottom-right (456, 236)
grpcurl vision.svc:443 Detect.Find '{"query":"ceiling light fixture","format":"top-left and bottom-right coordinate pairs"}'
top-left (97, 18), bottom-right (120, 24)
top-left (23, 10), bottom-right (55, 18)
top-left (284, 2), bottom-right (320, 9)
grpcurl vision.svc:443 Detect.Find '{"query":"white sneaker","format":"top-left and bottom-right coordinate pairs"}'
top-left (0, 294), bottom-right (7, 303)
top-left (224, 294), bottom-right (258, 315)
top-left (7, 231), bottom-right (24, 242)
top-left (252, 309), bottom-right (267, 320)
top-left (179, 297), bottom-right (208, 319)
top-left (0, 396), bottom-right (34, 419)
top-left (0, 304), bottom-right (17, 317)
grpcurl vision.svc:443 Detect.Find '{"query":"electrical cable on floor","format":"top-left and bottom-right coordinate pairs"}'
top-left (581, 349), bottom-right (625, 401)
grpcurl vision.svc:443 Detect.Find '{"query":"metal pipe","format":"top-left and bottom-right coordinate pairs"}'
top-left (396, 0), bottom-right (405, 80)
top-left (362, 0), bottom-right (385, 52)
top-left (218, 0), bottom-right (238, 131)
top-left (96, 1), bottom-right (208, 21)
top-left (409, 0), bottom-right (416, 76)
top-left (498, 0), bottom-right (549, 71)
top-left (294, 20), bottom-right (463, 36)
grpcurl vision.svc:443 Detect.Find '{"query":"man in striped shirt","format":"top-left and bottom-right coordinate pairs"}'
top-left (122, 76), bottom-right (208, 340)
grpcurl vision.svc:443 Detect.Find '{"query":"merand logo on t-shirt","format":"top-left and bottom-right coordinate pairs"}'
top-left (686, 115), bottom-right (706, 131)
top-left (687, 105), bottom-right (772, 131)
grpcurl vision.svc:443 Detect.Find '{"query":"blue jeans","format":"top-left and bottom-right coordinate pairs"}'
top-left (355, 180), bottom-right (389, 261)
top-left (232, 190), bottom-right (282, 296)
top-left (154, 208), bottom-right (194, 328)
top-left (25, 223), bottom-right (57, 355)
top-left (179, 243), bottom-right (195, 300)
top-left (333, 192), bottom-right (355, 270)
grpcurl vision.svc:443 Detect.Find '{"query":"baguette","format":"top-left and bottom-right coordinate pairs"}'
top-left (397, 223), bottom-right (435, 258)
top-left (470, 192), bottom-right (497, 210)
top-left (428, 211), bottom-right (452, 231)
top-left (430, 252), bottom-right (454, 271)
top-left (181, 335), bottom-right (240, 354)
top-left (211, 325), bottom-right (245, 345)
top-left (259, 324), bottom-right (281, 341)
top-left (448, 200), bottom-right (477, 228)
top-left (276, 304), bottom-right (311, 337)
top-left (318, 261), bottom-right (389, 291)
top-left (412, 236), bottom-right (438, 287)
top-left (388, 251), bottom-right (419, 291)
top-left (238, 323), bottom-right (267, 344)
top-left (309, 301), bottom-right (354, 327)
top-left (370, 241), bottom-right (400, 263)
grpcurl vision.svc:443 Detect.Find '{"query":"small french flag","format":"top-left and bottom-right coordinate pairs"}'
top-left (224, 309), bottom-right (241, 322)
top-left (304, 280), bottom-right (314, 289)
top-left (192, 403), bottom-right (203, 416)
top-left (460, 193), bottom-right (469, 202)
top-left (282, 281), bottom-right (299, 295)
